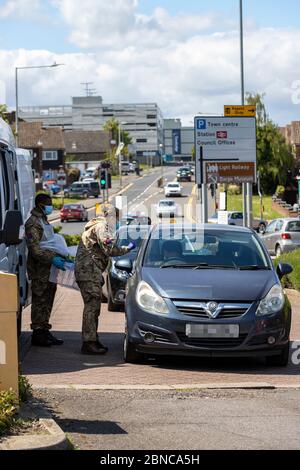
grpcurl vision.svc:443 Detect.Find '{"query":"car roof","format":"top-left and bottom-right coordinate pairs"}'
top-left (117, 225), bottom-right (151, 234)
top-left (151, 223), bottom-right (253, 234)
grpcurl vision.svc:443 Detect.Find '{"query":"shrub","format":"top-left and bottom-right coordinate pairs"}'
top-left (275, 185), bottom-right (285, 198)
top-left (63, 234), bottom-right (82, 246)
top-left (227, 184), bottom-right (242, 195)
top-left (0, 389), bottom-right (18, 436)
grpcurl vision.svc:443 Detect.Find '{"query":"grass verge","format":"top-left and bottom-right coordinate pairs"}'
top-left (227, 195), bottom-right (282, 220)
top-left (273, 249), bottom-right (300, 291)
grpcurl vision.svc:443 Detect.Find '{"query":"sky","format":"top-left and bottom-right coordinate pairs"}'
top-left (0, 0), bottom-right (300, 125)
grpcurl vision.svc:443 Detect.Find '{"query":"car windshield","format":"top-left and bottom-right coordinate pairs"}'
top-left (116, 226), bottom-right (150, 251)
top-left (168, 184), bottom-right (179, 188)
top-left (143, 227), bottom-right (270, 269)
top-left (159, 201), bottom-right (175, 207)
top-left (63, 204), bottom-right (81, 210)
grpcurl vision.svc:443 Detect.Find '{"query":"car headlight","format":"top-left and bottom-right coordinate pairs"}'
top-left (256, 284), bottom-right (285, 316)
top-left (136, 281), bottom-right (169, 314)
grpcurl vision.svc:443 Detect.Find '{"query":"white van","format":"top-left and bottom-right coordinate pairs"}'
top-left (0, 118), bottom-right (35, 331)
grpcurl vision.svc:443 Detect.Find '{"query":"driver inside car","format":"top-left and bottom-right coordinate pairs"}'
top-left (162, 240), bottom-right (184, 262)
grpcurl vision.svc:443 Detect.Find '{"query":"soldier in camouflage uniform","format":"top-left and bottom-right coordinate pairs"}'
top-left (25, 193), bottom-right (65, 347)
top-left (75, 205), bottom-right (134, 355)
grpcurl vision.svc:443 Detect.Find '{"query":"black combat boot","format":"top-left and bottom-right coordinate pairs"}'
top-left (97, 337), bottom-right (108, 353)
top-left (46, 331), bottom-right (64, 346)
top-left (31, 329), bottom-right (52, 347)
top-left (81, 341), bottom-right (108, 355)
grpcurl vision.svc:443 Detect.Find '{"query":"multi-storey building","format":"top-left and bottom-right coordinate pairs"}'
top-left (163, 118), bottom-right (194, 162)
top-left (19, 96), bottom-right (164, 162)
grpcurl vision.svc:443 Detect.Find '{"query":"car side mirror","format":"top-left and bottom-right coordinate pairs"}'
top-left (0, 210), bottom-right (24, 246)
top-left (277, 263), bottom-right (293, 279)
top-left (115, 259), bottom-right (133, 273)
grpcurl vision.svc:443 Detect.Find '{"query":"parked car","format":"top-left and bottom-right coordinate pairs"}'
top-left (43, 182), bottom-right (61, 195)
top-left (120, 214), bottom-right (152, 226)
top-left (64, 181), bottom-right (100, 199)
top-left (164, 182), bottom-right (182, 197)
top-left (123, 224), bottom-right (293, 366)
top-left (156, 199), bottom-right (178, 218)
top-left (208, 211), bottom-right (267, 234)
top-left (261, 218), bottom-right (300, 257)
top-left (60, 203), bottom-right (88, 223)
top-left (102, 225), bottom-right (150, 311)
top-left (177, 167), bottom-right (192, 182)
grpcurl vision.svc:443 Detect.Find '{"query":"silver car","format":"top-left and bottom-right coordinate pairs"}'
top-left (261, 218), bottom-right (300, 257)
top-left (208, 211), bottom-right (267, 233)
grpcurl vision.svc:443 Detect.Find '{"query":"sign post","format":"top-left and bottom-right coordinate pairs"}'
top-left (194, 115), bottom-right (256, 223)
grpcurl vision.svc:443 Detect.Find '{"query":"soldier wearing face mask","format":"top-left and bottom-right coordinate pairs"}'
top-left (25, 193), bottom-right (65, 347)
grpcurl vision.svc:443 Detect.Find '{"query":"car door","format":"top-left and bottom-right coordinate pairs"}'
top-left (261, 220), bottom-right (278, 252)
top-left (272, 220), bottom-right (284, 253)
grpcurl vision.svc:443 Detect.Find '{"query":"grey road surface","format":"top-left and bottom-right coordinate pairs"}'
top-left (35, 388), bottom-right (300, 450)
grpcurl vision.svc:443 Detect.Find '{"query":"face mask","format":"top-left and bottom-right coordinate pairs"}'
top-left (44, 205), bottom-right (53, 216)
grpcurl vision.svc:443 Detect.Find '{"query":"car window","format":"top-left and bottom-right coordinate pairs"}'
top-left (90, 182), bottom-right (99, 188)
top-left (287, 221), bottom-right (300, 232)
top-left (116, 227), bottom-right (150, 251)
top-left (143, 228), bottom-right (269, 268)
top-left (265, 220), bottom-right (277, 234)
top-left (168, 184), bottom-right (179, 188)
top-left (276, 220), bottom-right (284, 232)
top-left (63, 204), bottom-right (81, 210)
top-left (159, 201), bottom-right (175, 207)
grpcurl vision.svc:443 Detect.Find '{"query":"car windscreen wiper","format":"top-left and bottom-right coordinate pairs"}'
top-left (237, 265), bottom-right (271, 271)
top-left (192, 264), bottom-right (237, 270)
top-left (160, 264), bottom-right (190, 269)
top-left (160, 263), bottom-right (237, 270)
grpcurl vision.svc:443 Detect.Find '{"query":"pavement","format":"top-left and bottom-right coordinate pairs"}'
top-left (19, 287), bottom-right (300, 389)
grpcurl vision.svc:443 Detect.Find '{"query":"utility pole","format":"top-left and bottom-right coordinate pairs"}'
top-left (239, 0), bottom-right (253, 228)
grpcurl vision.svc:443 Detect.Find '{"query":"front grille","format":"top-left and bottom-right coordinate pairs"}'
top-left (176, 333), bottom-right (248, 349)
top-left (173, 301), bottom-right (250, 319)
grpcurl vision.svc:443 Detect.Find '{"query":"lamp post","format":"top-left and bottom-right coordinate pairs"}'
top-left (15, 62), bottom-right (64, 146)
top-left (159, 143), bottom-right (164, 178)
top-left (118, 121), bottom-right (127, 189)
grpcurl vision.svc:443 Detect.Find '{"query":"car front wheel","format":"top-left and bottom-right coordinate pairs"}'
top-left (266, 342), bottom-right (290, 367)
top-left (124, 328), bottom-right (143, 363)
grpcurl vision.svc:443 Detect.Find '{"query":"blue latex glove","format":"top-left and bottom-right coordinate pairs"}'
top-left (52, 256), bottom-right (66, 271)
top-left (127, 241), bottom-right (136, 251)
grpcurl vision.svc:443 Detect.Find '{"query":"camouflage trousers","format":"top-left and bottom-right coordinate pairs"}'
top-left (77, 281), bottom-right (102, 342)
top-left (31, 279), bottom-right (57, 331)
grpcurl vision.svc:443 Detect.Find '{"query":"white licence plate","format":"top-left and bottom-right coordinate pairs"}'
top-left (186, 324), bottom-right (239, 338)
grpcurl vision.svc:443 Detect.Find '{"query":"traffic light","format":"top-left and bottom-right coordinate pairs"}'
top-left (100, 171), bottom-right (112, 189)
top-left (100, 170), bottom-right (106, 189)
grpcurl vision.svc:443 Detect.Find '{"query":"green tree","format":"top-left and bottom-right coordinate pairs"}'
top-left (103, 118), bottom-right (132, 148)
top-left (246, 93), bottom-right (294, 194)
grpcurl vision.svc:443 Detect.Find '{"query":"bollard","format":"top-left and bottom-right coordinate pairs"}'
top-left (0, 272), bottom-right (18, 396)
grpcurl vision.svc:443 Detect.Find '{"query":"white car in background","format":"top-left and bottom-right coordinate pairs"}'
top-left (164, 182), bottom-right (182, 197)
top-left (156, 199), bottom-right (179, 218)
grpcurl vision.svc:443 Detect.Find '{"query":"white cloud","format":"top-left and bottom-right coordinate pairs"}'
top-left (52, 0), bottom-right (225, 50)
top-left (1, 2), bottom-right (300, 127)
top-left (0, 0), bottom-right (41, 19)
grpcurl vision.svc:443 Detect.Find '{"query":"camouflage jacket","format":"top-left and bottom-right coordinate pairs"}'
top-left (75, 217), bottom-right (129, 283)
top-left (25, 207), bottom-right (56, 281)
